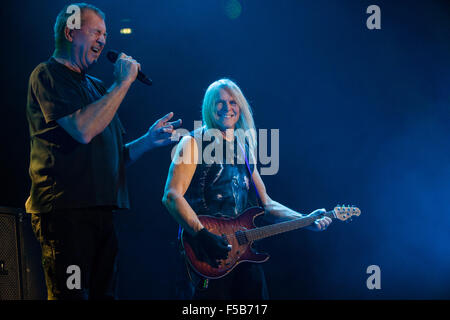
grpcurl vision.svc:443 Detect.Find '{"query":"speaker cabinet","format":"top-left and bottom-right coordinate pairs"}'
top-left (0, 206), bottom-right (46, 300)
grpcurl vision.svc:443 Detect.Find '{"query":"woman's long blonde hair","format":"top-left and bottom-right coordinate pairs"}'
top-left (201, 79), bottom-right (257, 162)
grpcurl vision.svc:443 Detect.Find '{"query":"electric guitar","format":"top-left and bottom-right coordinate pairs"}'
top-left (181, 205), bottom-right (361, 279)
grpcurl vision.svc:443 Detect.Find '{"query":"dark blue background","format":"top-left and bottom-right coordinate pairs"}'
top-left (2, 0), bottom-right (449, 299)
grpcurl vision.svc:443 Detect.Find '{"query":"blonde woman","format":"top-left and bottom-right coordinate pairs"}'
top-left (163, 79), bottom-right (331, 299)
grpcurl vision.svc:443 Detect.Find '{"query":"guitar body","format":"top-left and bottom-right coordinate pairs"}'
top-left (181, 207), bottom-right (270, 279)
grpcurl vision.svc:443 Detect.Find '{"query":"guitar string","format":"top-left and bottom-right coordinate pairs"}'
top-left (220, 210), bottom-right (337, 242)
top-left (213, 208), bottom-right (357, 243)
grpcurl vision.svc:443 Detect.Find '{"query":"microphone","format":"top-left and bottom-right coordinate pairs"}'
top-left (106, 50), bottom-right (153, 86)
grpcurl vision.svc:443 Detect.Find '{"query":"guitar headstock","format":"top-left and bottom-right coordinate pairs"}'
top-left (333, 205), bottom-right (361, 222)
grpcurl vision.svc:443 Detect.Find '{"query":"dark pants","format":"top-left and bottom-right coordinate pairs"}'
top-left (31, 208), bottom-right (118, 300)
top-left (176, 257), bottom-right (269, 300)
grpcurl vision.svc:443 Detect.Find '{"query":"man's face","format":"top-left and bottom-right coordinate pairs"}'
top-left (213, 88), bottom-right (241, 131)
top-left (69, 9), bottom-right (107, 71)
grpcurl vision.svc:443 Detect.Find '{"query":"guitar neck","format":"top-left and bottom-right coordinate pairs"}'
top-left (245, 210), bottom-right (335, 242)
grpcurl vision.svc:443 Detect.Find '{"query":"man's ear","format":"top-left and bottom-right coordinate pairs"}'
top-left (64, 26), bottom-right (74, 43)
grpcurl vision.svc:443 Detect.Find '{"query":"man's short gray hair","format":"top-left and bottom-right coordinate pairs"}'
top-left (54, 3), bottom-right (105, 50)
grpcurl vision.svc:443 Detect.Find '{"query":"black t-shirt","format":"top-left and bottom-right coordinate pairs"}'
top-left (25, 57), bottom-right (129, 213)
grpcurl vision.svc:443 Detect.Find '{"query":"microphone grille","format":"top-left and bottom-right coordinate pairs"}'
top-left (106, 50), bottom-right (119, 63)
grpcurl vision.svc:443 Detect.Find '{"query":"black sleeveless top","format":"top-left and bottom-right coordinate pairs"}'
top-left (184, 128), bottom-right (260, 218)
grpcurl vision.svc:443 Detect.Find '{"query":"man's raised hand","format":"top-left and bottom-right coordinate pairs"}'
top-left (145, 112), bottom-right (182, 149)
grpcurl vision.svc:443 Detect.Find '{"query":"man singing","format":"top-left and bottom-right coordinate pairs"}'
top-left (26, 3), bottom-right (180, 299)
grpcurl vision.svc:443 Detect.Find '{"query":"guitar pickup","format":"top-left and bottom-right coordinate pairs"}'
top-left (235, 230), bottom-right (248, 245)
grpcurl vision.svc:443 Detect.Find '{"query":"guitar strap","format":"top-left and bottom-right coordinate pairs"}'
top-left (237, 141), bottom-right (264, 208)
top-left (177, 228), bottom-right (210, 290)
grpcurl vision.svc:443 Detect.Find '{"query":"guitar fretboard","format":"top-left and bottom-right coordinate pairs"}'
top-left (244, 211), bottom-right (335, 242)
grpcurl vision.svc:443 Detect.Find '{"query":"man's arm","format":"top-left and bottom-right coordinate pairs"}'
top-left (162, 136), bottom-right (204, 235)
top-left (252, 168), bottom-right (332, 231)
top-left (162, 136), bottom-right (231, 266)
top-left (57, 80), bottom-right (133, 144)
top-left (124, 112), bottom-right (182, 166)
top-left (56, 53), bottom-right (139, 144)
